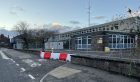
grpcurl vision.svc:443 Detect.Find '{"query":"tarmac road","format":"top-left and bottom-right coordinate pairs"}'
top-left (0, 48), bottom-right (65, 82)
top-left (0, 50), bottom-right (32, 82)
top-left (0, 48), bottom-right (139, 82)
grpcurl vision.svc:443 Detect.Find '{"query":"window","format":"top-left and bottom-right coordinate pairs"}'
top-left (88, 38), bottom-right (91, 44)
top-left (78, 40), bottom-right (81, 44)
top-left (108, 34), bottom-right (134, 49)
top-left (111, 27), bottom-right (114, 30)
top-left (77, 37), bottom-right (82, 48)
top-left (131, 39), bottom-right (134, 43)
top-left (59, 43), bottom-right (61, 45)
top-left (82, 36), bottom-right (87, 44)
top-left (92, 29), bottom-right (95, 32)
top-left (109, 37), bottom-right (112, 43)
top-left (95, 28), bottom-right (97, 31)
top-left (107, 28), bottom-right (109, 30)
top-left (89, 29), bottom-right (92, 32)
top-left (128, 38), bottom-right (131, 43)
top-left (76, 36), bottom-right (91, 49)
top-left (75, 39), bottom-right (77, 44)
top-left (124, 36), bottom-right (127, 43)
top-left (114, 24), bottom-right (119, 30)
top-left (103, 28), bottom-right (105, 31)
top-left (98, 27), bottom-right (101, 31)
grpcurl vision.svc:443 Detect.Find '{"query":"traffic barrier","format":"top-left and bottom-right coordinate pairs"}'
top-left (40, 51), bottom-right (51, 59)
top-left (59, 53), bottom-right (67, 61)
top-left (40, 51), bottom-right (45, 59)
top-left (44, 52), bottom-right (51, 59)
top-left (66, 54), bottom-right (73, 61)
top-left (51, 53), bottom-right (60, 59)
top-left (40, 51), bottom-right (74, 61)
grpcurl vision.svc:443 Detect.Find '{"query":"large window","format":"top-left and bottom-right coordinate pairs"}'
top-left (108, 34), bottom-right (134, 49)
top-left (76, 36), bottom-right (91, 49)
top-left (77, 37), bottom-right (82, 49)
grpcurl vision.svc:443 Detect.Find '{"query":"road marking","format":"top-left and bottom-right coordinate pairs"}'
top-left (16, 64), bottom-right (19, 66)
top-left (20, 68), bottom-right (26, 72)
top-left (28, 74), bottom-right (35, 80)
top-left (0, 51), bottom-right (10, 59)
top-left (31, 63), bottom-right (41, 67)
top-left (10, 59), bottom-right (13, 61)
top-left (40, 73), bottom-right (49, 82)
top-left (22, 59), bottom-right (41, 67)
top-left (13, 60), bottom-right (16, 63)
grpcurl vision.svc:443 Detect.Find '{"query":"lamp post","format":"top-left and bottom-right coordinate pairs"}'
top-left (88, 0), bottom-right (91, 27)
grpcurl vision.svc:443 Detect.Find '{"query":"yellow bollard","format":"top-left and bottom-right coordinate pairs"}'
top-left (104, 47), bottom-right (110, 53)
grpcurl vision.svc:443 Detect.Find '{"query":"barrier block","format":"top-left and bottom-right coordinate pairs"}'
top-left (59, 53), bottom-right (67, 61)
top-left (40, 51), bottom-right (45, 58)
top-left (44, 52), bottom-right (51, 59)
top-left (40, 52), bottom-right (74, 61)
top-left (66, 54), bottom-right (74, 61)
top-left (51, 53), bottom-right (60, 59)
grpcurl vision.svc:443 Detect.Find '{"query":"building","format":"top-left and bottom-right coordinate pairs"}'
top-left (47, 16), bottom-right (140, 51)
top-left (11, 35), bottom-right (24, 49)
top-left (12, 16), bottom-right (140, 51)
top-left (0, 34), bottom-right (10, 48)
top-left (11, 34), bottom-right (43, 49)
top-left (85, 31), bottom-right (135, 51)
top-left (45, 42), bottom-right (63, 49)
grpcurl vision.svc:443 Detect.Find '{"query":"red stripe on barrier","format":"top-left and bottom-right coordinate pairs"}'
top-left (59, 53), bottom-right (67, 61)
top-left (44, 52), bottom-right (51, 59)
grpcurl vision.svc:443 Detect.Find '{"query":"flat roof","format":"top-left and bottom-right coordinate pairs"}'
top-left (58, 16), bottom-right (139, 35)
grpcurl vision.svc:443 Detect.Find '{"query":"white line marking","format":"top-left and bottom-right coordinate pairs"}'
top-left (11, 59), bottom-right (14, 62)
top-left (16, 64), bottom-right (19, 66)
top-left (13, 60), bottom-right (15, 63)
top-left (10, 59), bottom-right (13, 61)
top-left (28, 74), bottom-right (35, 79)
top-left (21, 68), bottom-right (26, 72)
top-left (0, 51), bottom-right (10, 59)
top-left (40, 73), bottom-right (49, 82)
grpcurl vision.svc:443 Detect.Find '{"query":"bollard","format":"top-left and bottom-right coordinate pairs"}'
top-left (52, 48), bottom-right (53, 53)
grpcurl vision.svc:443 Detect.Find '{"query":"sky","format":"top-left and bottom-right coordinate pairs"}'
top-left (0, 0), bottom-right (140, 31)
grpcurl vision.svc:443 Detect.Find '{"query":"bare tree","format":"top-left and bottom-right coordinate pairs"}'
top-left (14, 21), bottom-right (31, 49)
top-left (35, 26), bottom-right (56, 51)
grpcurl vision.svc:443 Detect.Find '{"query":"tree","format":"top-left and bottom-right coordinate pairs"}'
top-left (14, 21), bottom-right (31, 49)
top-left (35, 26), bottom-right (56, 51)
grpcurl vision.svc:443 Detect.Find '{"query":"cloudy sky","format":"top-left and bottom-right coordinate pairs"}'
top-left (0, 0), bottom-right (140, 30)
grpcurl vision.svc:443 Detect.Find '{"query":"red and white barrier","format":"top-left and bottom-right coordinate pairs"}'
top-left (40, 51), bottom-right (74, 61)
top-left (40, 51), bottom-right (51, 59)
top-left (40, 51), bottom-right (45, 59)
top-left (59, 53), bottom-right (67, 60)
top-left (51, 53), bottom-right (60, 59)
top-left (44, 52), bottom-right (51, 59)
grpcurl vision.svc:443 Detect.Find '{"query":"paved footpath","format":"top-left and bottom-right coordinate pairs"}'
top-left (42, 63), bottom-right (139, 82)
